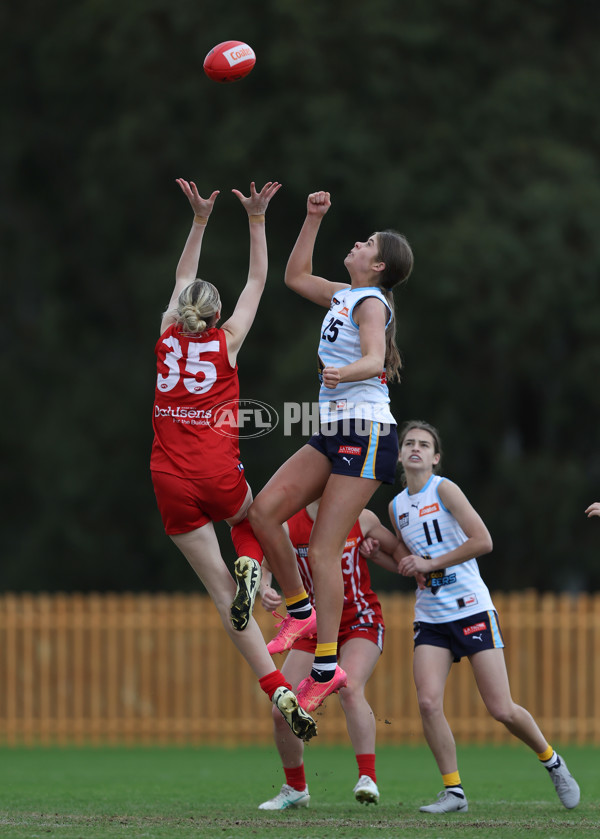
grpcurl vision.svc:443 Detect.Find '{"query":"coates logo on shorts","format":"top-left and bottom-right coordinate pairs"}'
top-left (211, 399), bottom-right (279, 439)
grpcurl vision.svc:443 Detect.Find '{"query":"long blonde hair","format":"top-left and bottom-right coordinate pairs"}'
top-left (165, 280), bottom-right (221, 333)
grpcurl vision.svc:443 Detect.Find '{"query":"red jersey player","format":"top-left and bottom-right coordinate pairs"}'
top-left (258, 499), bottom-right (400, 809)
top-left (150, 177), bottom-right (316, 742)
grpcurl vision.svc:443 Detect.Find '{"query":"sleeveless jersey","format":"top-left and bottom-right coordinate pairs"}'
top-left (391, 474), bottom-right (495, 623)
top-left (151, 324), bottom-right (241, 478)
top-left (287, 509), bottom-right (382, 626)
top-left (317, 286), bottom-right (396, 425)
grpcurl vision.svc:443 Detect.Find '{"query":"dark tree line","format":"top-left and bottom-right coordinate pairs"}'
top-left (3, 0), bottom-right (600, 593)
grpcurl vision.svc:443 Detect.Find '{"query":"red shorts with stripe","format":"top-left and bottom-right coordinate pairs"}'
top-left (151, 465), bottom-right (249, 534)
top-left (291, 603), bottom-right (385, 654)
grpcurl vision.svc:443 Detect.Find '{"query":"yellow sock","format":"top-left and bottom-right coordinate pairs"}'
top-left (286, 590), bottom-right (309, 606)
top-left (442, 771), bottom-right (462, 788)
top-left (315, 642), bottom-right (337, 658)
top-left (285, 591), bottom-right (311, 620)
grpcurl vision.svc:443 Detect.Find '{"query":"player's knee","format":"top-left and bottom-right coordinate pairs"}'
top-left (338, 679), bottom-right (359, 707)
top-left (487, 701), bottom-right (515, 724)
top-left (417, 693), bottom-right (443, 719)
top-left (246, 496), bottom-right (276, 533)
top-left (246, 501), bottom-right (260, 528)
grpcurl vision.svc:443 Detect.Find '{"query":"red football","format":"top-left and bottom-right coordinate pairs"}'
top-left (203, 40), bottom-right (256, 83)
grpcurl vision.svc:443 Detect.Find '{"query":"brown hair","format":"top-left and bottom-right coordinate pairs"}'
top-left (397, 419), bottom-right (443, 485)
top-left (375, 230), bottom-right (413, 382)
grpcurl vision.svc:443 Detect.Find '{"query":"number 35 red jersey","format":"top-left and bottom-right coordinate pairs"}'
top-left (151, 324), bottom-right (241, 478)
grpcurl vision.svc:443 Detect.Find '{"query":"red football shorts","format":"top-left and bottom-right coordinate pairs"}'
top-left (151, 466), bottom-right (249, 534)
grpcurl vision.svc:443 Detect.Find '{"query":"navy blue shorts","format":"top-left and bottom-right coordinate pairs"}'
top-left (307, 419), bottom-right (398, 484)
top-left (413, 610), bottom-right (504, 662)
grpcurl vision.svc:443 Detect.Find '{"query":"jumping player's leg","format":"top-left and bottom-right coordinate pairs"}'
top-left (226, 484), bottom-right (264, 631)
top-left (170, 522), bottom-right (317, 742)
top-left (309, 474), bottom-right (381, 650)
top-left (249, 446), bottom-right (332, 653)
top-left (248, 445), bottom-right (332, 598)
top-left (171, 522), bottom-right (279, 678)
top-left (228, 484), bottom-right (263, 562)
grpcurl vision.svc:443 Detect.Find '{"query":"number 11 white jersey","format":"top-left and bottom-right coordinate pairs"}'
top-left (391, 474), bottom-right (495, 623)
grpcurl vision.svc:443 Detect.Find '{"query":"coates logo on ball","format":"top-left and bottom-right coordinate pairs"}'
top-left (203, 40), bottom-right (256, 83)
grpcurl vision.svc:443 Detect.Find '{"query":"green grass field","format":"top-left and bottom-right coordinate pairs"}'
top-left (0, 743), bottom-right (597, 838)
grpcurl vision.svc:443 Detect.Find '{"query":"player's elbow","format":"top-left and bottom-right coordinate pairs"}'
top-left (284, 269), bottom-right (303, 291)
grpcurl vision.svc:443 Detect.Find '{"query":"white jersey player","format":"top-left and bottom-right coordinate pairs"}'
top-left (387, 420), bottom-right (580, 814)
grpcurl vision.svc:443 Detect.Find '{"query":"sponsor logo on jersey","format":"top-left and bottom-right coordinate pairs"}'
top-left (331, 296), bottom-right (341, 309)
top-left (457, 593), bottom-right (478, 609)
top-left (339, 306), bottom-right (349, 317)
top-left (426, 570), bottom-right (456, 593)
top-left (295, 544), bottom-right (309, 559)
top-left (419, 503), bottom-right (440, 517)
top-left (463, 621), bottom-right (487, 636)
top-left (397, 512), bottom-right (409, 530)
top-left (154, 405), bottom-right (212, 421)
top-left (339, 445), bottom-right (362, 455)
top-left (329, 399), bottom-right (347, 412)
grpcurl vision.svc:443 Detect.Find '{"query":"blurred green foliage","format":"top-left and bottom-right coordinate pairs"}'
top-left (3, 0), bottom-right (600, 592)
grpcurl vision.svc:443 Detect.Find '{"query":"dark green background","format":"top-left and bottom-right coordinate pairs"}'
top-left (4, 0), bottom-right (600, 593)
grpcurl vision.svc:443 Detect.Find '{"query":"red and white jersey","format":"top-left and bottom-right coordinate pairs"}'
top-left (287, 508), bottom-right (382, 627)
top-left (151, 324), bottom-right (241, 478)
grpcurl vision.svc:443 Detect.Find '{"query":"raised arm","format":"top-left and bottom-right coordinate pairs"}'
top-left (160, 179), bottom-right (220, 335)
top-left (221, 180), bottom-right (282, 364)
top-left (284, 191), bottom-right (348, 307)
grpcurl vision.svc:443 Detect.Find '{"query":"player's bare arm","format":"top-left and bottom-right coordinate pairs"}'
top-left (285, 191), bottom-right (348, 307)
top-left (161, 180), bottom-right (220, 334)
top-left (222, 181), bottom-right (282, 362)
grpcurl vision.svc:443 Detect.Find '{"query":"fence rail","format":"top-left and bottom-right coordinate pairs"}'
top-left (1, 591), bottom-right (599, 746)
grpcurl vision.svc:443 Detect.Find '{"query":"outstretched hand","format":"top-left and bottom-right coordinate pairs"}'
top-left (232, 181), bottom-right (282, 216)
top-left (176, 179), bottom-right (220, 218)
